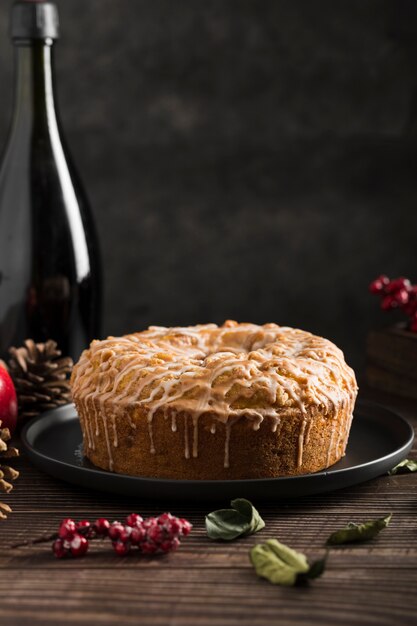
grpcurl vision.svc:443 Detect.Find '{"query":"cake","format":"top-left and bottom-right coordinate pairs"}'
top-left (71, 321), bottom-right (358, 479)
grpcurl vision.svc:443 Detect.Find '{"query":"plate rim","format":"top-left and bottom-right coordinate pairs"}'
top-left (20, 399), bottom-right (415, 487)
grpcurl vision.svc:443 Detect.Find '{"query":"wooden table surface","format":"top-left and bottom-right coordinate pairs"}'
top-left (1, 388), bottom-right (417, 626)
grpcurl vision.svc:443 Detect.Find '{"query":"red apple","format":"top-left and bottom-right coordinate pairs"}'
top-left (0, 365), bottom-right (17, 434)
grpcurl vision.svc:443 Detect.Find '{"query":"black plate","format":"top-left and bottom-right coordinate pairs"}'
top-left (21, 401), bottom-right (414, 501)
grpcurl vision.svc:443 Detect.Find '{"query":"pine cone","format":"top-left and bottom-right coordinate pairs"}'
top-left (0, 422), bottom-right (19, 520)
top-left (8, 339), bottom-right (73, 422)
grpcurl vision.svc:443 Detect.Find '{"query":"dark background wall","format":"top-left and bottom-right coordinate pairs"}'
top-left (1, 0), bottom-right (417, 373)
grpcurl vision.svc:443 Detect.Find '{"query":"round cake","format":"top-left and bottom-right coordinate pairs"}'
top-left (71, 321), bottom-right (358, 479)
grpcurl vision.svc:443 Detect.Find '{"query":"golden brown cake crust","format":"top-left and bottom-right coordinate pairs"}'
top-left (71, 320), bottom-right (358, 479)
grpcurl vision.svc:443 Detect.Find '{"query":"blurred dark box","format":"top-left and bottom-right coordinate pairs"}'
top-left (366, 324), bottom-right (417, 400)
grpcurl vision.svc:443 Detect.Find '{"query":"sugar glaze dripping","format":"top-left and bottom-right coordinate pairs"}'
top-left (71, 321), bottom-right (358, 471)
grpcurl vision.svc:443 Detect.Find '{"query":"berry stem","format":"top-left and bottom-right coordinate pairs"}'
top-left (12, 532), bottom-right (58, 549)
top-left (11, 512), bottom-right (192, 558)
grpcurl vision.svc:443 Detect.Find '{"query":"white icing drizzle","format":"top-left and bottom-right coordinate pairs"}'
top-left (192, 415), bottom-right (199, 458)
top-left (344, 409), bottom-right (355, 452)
top-left (184, 415), bottom-right (190, 459)
top-left (224, 423), bottom-right (232, 468)
top-left (147, 412), bottom-right (156, 454)
top-left (334, 409), bottom-right (345, 458)
top-left (274, 420), bottom-right (283, 440)
top-left (297, 417), bottom-right (308, 467)
top-left (270, 416), bottom-right (281, 433)
top-left (93, 402), bottom-right (100, 436)
top-left (71, 321), bottom-right (358, 472)
top-left (111, 414), bottom-right (118, 448)
top-left (90, 394), bottom-right (99, 436)
top-left (326, 419), bottom-right (337, 466)
top-left (126, 413), bottom-right (137, 430)
top-left (304, 418), bottom-right (313, 447)
top-left (101, 413), bottom-right (113, 470)
top-left (83, 410), bottom-right (93, 449)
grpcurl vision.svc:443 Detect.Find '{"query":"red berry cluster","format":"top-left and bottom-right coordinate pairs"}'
top-left (369, 275), bottom-right (417, 332)
top-left (52, 513), bottom-right (192, 559)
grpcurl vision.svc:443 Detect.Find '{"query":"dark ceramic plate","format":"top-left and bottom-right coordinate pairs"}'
top-left (20, 401), bottom-right (414, 501)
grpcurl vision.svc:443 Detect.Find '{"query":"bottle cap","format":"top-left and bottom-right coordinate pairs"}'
top-left (11, 1), bottom-right (60, 41)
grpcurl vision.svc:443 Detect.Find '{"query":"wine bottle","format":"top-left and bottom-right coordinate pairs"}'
top-left (0, 0), bottom-right (101, 361)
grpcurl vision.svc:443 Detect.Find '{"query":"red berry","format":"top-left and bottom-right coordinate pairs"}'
top-left (369, 275), bottom-right (390, 294)
top-left (179, 519), bottom-right (192, 536)
top-left (403, 300), bottom-right (417, 316)
top-left (0, 365), bottom-right (18, 435)
top-left (394, 288), bottom-right (409, 305)
top-left (58, 518), bottom-right (77, 540)
top-left (76, 520), bottom-right (92, 536)
top-left (171, 537), bottom-right (180, 549)
top-left (69, 534), bottom-right (89, 557)
top-left (113, 540), bottom-right (131, 556)
top-left (147, 524), bottom-right (164, 543)
top-left (93, 517), bottom-right (110, 536)
top-left (140, 541), bottom-right (158, 554)
top-left (108, 522), bottom-right (124, 541)
top-left (118, 527), bottom-right (132, 543)
top-left (386, 277), bottom-right (411, 294)
top-left (126, 513), bottom-right (143, 528)
top-left (52, 538), bottom-right (68, 559)
top-left (130, 526), bottom-right (145, 545)
top-left (160, 540), bottom-right (173, 553)
top-left (78, 521), bottom-right (95, 539)
top-left (381, 295), bottom-right (398, 310)
top-left (160, 537), bottom-right (180, 553)
top-left (76, 520), bottom-right (90, 529)
top-left (51, 513), bottom-right (191, 560)
top-left (165, 519), bottom-right (182, 537)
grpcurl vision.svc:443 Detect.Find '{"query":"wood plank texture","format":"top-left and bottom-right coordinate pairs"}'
top-left (1, 388), bottom-right (417, 626)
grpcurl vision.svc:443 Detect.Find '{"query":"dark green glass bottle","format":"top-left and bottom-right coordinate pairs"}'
top-left (0, 1), bottom-right (101, 360)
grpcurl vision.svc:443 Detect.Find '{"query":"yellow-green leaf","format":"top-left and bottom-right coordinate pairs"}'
top-left (388, 459), bottom-right (417, 475)
top-left (250, 539), bottom-right (313, 586)
top-left (326, 514), bottom-right (392, 545)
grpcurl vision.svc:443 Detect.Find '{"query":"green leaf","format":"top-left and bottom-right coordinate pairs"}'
top-left (205, 498), bottom-right (265, 541)
top-left (326, 514), bottom-right (392, 545)
top-left (250, 539), bottom-right (325, 587)
top-left (388, 459), bottom-right (417, 475)
top-left (231, 498), bottom-right (265, 534)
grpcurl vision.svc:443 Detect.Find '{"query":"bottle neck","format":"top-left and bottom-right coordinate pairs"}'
top-left (12, 39), bottom-right (58, 132)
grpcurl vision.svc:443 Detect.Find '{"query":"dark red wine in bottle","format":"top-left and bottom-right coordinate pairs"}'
top-left (0, 1), bottom-right (101, 361)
